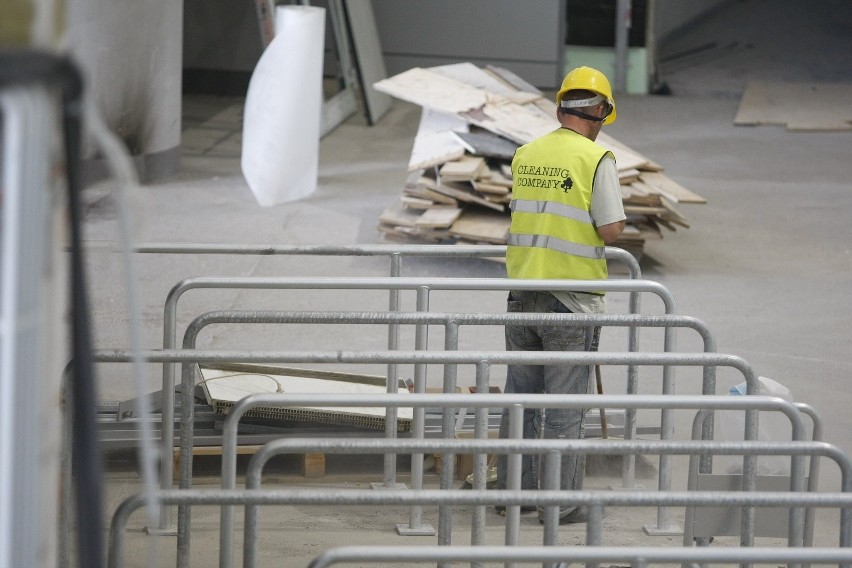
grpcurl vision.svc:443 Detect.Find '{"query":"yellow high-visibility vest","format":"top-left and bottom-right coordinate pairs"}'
top-left (506, 128), bottom-right (613, 287)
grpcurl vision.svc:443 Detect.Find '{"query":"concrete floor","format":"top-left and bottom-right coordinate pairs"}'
top-left (85, 0), bottom-right (852, 566)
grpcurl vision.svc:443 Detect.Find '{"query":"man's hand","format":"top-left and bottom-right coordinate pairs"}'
top-left (596, 220), bottom-right (625, 244)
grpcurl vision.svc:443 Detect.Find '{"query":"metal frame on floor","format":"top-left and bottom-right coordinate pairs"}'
top-left (108, 487), bottom-right (852, 568)
top-left (90, 244), bottom-right (852, 568)
top-left (144, 244), bottom-right (641, 531)
top-left (231, 396), bottom-right (834, 564)
top-left (97, 347), bottom-right (775, 568)
top-left (107, 436), bottom-right (852, 568)
top-left (179, 309), bottom-right (718, 491)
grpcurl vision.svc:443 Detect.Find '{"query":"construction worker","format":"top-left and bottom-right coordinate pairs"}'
top-left (495, 66), bottom-right (626, 524)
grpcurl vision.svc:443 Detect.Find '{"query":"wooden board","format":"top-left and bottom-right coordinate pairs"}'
top-left (618, 168), bottom-right (641, 184)
top-left (596, 132), bottom-right (650, 172)
top-left (422, 177), bottom-right (505, 212)
top-left (639, 171), bottom-right (707, 204)
top-left (379, 196), bottom-right (421, 227)
top-left (400, 195), bottom-right (435, 209)
top-left (440, 155), bottom-right (487, 181)
top-left (429, 61), bottom-right (519, 97)
top-left (378, 224), bottom-right (446, 243)
top-left (416, 206), bottom-right (463, 229)
top-left (448, 210), bottom-right (510, 244)
top-left (472, 179), bottom-right (511, 196)
top-left (373, 66), bottom-right (557, 145)
top-left (734, 81), bottom-right (852, 131)
top-left (403, 185), bottom-right (459, 206)
top-left (408, 108), bottom-right (468, 171)
top-left (373, 67), bottom-right (489, 115)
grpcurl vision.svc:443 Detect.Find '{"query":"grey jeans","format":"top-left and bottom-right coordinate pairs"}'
top-left (496, 290), bottom-right (599, 494)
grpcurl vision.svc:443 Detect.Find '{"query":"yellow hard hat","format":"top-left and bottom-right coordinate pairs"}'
top-left (555, 66), bottom-right (616, 125)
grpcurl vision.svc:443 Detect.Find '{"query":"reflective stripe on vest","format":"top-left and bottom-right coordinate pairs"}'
top-left (507, 232), bottom-right (605, 260)
top-left (510, 198), bottom-right (593, 224)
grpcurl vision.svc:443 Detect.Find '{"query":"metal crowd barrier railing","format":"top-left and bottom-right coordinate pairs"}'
top-left (92, 244), bottom-right (848, 568)
top-left (96, 348), bottom-right (770, 568)
top-left (105, 419), bottom-right (852, 568)
top-left (306, 544), bottom-right (852, 568)
top-left (226, 393), bottom-right (832, 568)
top-left (156, 276), bottom-right (673, 509)
top-left (173, 277), bottom-right (673, 536)
top-left (243, 436), bottom-right (847, 568)
top-left (107, 488), bottom-right (852, 568)
top-left (180, 308), bottom-right (718, 504)
top-left (150, 245), bottom-right (642, 521)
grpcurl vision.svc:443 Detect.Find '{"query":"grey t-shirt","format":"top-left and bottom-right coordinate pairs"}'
top-left (552, 155), bottom-right (625, 314)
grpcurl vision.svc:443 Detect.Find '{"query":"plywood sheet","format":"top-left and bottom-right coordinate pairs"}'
top-left (416, 206), bottom-right (463, 229)
top-left (198, 364), bottom-right (413, 430)
top-left (374, 66), bottom-right (557, 145)
top-left (430, 62), bottom-right (519, 97)
top-left (408, 108), bottom-right (468, 171)
top-left (373, 67), bottom-right (490, 115)
top-left (449, 210), bottom-right (510, 244)
top-left (379, 196), bottom-right (421, 227)
top-left (596, 132), bottom-right (649, 172)
top-left (423, 178), bottom-right (505, 212)
top-left (639, 171), bottom-right (707, 204)
top-left (734, 81), bottom-right (852, 131)
top-left (440, 156), bottom-right (487, 181)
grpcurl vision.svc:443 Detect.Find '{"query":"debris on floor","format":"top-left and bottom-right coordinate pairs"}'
top-left (734, 80), bottom-right (852, 131)
top-left (198, 363), bottom-right (413, 431)
top-left (373, 63), bottom-right (706, 259)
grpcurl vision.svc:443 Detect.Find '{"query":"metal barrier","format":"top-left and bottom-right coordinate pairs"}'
top-left (94, 348), bottom-right (760, 568)
top-left (305, 545), bottom-right (852, 568)
top-left (243, 436), bottom-right (851, 568)
top-left (180, 308), bottom-right (718, 500)
top-left (93, 244), bottom-right (849, 568)
top-left (227, 393), bottom-right (826, 568)
top-left (151, 245), bottom-right (639, 491)
top-left (106, 480), bottom-right (852, 568)
top-left (152, 245), bottom-right (639, 517)
top-left (109, 446), bottom-right (852, 566)
top-left (154, 275), bottom-right (673, 529)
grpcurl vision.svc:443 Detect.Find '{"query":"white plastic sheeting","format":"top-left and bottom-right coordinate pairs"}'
top-left (241, 6), bottom-right (325, 206)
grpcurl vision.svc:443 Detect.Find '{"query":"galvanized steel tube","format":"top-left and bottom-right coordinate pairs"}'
top-left (305, 545), bottom-right (852, 568)
top-left (149, 243), bottom-right (639, 521)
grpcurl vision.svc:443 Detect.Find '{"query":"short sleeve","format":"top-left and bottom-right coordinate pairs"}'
top-left (590, 155), bottom-right (626, 227)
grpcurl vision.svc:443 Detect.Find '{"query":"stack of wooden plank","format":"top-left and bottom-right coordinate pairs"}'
top-left (373, 63), bottom-right (706, 258)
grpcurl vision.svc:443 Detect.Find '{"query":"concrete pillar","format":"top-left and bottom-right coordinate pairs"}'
top-left (66, 0), bottom-right (183, 182)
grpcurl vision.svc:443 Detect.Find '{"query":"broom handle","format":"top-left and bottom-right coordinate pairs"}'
top-left (595, 365), bottom-right (609, 439)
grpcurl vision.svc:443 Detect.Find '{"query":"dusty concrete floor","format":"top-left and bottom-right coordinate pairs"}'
top-left (84, 0), bottom-right (852, 566)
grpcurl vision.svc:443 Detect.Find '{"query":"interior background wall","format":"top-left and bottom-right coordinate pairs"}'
top-left (654, 0), bottom-right (731, 45)
top-left (370, 0), bottom-right (565, 89)
top-left (181, 0), bottom-right (736, 95)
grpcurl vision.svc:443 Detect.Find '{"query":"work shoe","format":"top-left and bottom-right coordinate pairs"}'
top-left (494, 505), bottom-right (537, 516)
top-left (537, 506), bottom-right (588, 524)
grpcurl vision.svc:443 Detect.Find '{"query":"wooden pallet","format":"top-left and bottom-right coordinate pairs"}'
top-left (173, 445), bottom-right (326, 478)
